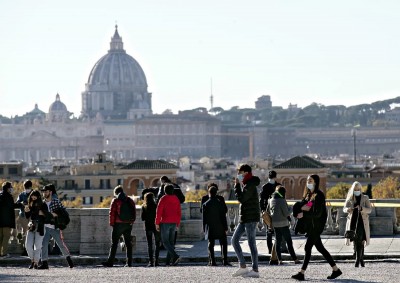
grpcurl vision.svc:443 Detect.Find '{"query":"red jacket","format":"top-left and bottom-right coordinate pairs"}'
top-left (109, 194), bottom-right (136, 226)
top-left (155, 194), bottom-right (181, 226)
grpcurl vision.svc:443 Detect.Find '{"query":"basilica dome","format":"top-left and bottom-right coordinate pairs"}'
top-left (81, 26), bottom-right (152, 120)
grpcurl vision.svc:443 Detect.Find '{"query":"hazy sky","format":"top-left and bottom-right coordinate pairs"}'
top-left (1, 0), bottom-right (400, 118)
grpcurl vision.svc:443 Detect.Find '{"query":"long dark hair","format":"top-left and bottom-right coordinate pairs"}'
top-left (28, 190), bottom-right (43, 208)
top-left (302, 174), bottom-right (320, 200)
top-left (142, 192), bottom-right (156, 208)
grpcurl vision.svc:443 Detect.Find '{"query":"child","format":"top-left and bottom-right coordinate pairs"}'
top-left (141, 192), bottom-right (161, 267)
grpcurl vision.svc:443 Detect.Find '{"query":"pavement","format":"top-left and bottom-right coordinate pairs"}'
top-left (1, 234), bottom-right (400, 266)
top-left (1, 235), bottom-right (400, 283)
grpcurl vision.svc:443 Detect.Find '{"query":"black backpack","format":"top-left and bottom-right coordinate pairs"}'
top-left (119, 197), bottom-right (136, 221)
top-left (55, 208), bottom-right (70, 230)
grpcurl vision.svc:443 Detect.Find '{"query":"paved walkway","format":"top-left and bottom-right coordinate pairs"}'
top-left (2, 234), bottom-right (400, 266)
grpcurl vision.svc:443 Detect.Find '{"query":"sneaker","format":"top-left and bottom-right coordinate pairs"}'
top-left (244, 270), bottom-right (260, 278)
top-left (291, 272), bottom-right (305, 281)
top-left (232, 267), bottom-right (249, 277)
top-left (327, 269), bottom-right (342, 280)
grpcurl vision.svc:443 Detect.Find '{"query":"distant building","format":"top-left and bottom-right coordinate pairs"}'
top-left (255, 95), bottom-right (272, 109)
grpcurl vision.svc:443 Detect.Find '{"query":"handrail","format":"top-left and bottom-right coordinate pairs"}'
top-left (220, 199), bottom-right (400, 208)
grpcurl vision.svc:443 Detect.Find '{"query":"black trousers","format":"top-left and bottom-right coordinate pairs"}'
top-left (145, 230), bottom-right (161, 263)
top-left (302, 234), bottom-right (336, 270)
top-left (208, 236), bottom-right (228, 262)
top-left (107, 223), bottom-right (133, 263)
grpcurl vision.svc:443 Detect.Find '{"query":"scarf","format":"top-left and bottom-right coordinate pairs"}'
top-left (242, 172), bottom-right (253, 184)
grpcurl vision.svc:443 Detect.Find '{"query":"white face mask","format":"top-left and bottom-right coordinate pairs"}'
top-left (307, 183), bottom-right (314, 191)
top-left (25, 189), bottom-right (32, 194)
top-left (354, 191), bottom-right (361, 196)
top-left (268, 179), bottom-right (275, 184)
top-left (237, 174), bottom-right (244, 182)
top-left (9, 188), bottom-right (14, 194)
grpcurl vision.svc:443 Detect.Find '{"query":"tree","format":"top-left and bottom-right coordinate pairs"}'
top-left (372, 176), bottom-right (400, 199)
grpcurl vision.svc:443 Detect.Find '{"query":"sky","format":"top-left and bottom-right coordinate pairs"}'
top-left (1, 0), bottom-right (400, 118)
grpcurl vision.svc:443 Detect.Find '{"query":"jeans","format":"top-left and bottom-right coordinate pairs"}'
top-left (41, 227), bottom-right (71, 261)
top-left (106, 223), bottom-right (133, 263)
top-left (160, 223), bottom-right (178, 263)
top-left (231, 222), bottom-right (258, 271)
top-left (274, 226), bottom-right (297, 261)
top-left (25, 231), bottom-right (44, 263)
top-left (145, 230), bottom-right (161, 263)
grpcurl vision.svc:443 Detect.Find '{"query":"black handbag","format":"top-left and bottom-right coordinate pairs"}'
top-left (345, 209), bottom-right (359, 241)
top-left (344, 230), bottom-right (356, 241)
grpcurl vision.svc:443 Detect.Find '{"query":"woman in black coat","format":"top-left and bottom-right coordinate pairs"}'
top-left (202, 185), bottom-right (230, 266)
top-left (0, 181), bottom-right (22, 257)
top-left (292, 174), bottom-right (342, 281)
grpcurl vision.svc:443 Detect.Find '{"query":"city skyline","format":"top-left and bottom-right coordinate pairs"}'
top-left (1, 0), bottom-right (400, 118)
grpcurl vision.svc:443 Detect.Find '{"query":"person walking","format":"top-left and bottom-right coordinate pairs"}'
top-left (155, 184), bottom-right (181, 266)
top-left (343, 181), bottom-right (371, 267)
top-left (268, 185), bottom-right (301, 265)
top-left (231, 164), bottom-right (261, 278)
top-left (16, 179), bottom-right (33, 256)
top-left (102, 185), bottom-right (136, 267)
top-left (202, 185), bottom-right (230, 266)
top-left (38, 184), bottom-right (74, 269)
top-left (0, 181), bottom-right (21, 258)
top-left (24, 190), bottom-right (48, 269)
top-left (291, 174), bottom-right (342, 281)
top-left (141, 192), bottom-right (161, 267)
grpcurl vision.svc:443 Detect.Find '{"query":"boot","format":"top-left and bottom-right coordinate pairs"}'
top-left (37, 260), bottom-right (49, 269)
top-left (355, 242), bottom-right (361, 268)
top-left (360, 246), bottom-right (365, 267)
top-left (66, 256), bottom-right (74, 268)
top-left (28, 262), bottom-right (35, 269)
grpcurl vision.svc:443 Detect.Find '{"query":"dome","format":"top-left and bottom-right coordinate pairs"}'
top-left (49, 93), bottom-right (68, 112)
top-left (81, 25), bottom-right (152, 120)
top-left (48, 94), bottom-right (70, 122)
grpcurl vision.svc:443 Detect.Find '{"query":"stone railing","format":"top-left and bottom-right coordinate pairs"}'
top-left (10, 199), bottom-right (398, 255)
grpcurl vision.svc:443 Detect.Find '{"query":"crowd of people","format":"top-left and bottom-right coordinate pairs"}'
top-left (0, 165), bottom-right (373, 281)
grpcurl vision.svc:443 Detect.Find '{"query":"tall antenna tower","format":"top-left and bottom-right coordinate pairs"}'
top-left (210, 78), bottom-right (214, 110)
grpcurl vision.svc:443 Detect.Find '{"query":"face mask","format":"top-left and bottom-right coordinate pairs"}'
top-left (237, 174), bottom-right (244, 182)
top-left (354, 191), bottom-right (361, 196)
top-left (25, 189), bottom-right (32, 194)
top-left (307, 183), bottom-right (314, 191)
top-left (268, 179), bottom-right (275, 184)
top-left (9, 188), bottom-right (14, 194)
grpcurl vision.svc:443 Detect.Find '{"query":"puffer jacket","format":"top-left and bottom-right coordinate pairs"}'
top-left (235, 175), bottom-right (261, 223)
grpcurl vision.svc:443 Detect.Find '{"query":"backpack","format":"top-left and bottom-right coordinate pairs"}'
top-left (119, 197), bottom-right (136, 221)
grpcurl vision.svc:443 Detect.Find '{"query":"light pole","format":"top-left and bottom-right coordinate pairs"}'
top-left (351, 129), bottom-right (357, 164)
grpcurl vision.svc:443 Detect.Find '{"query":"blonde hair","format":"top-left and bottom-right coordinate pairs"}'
top-left (345, 181), bottom-right (362, 202)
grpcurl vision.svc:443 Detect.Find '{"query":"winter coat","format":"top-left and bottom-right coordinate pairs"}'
top-left (302, 189), bottom-right (328, 236)
top-left (141, 202), bottom-right (157, 231)
top-left (200, 195), bottom-right (227, 214)
top-left (268, 192), bottom-right (290, 228)
top-left (25, 202), bottom-right (49, 221)
top-left (0, 191), bottom-right (20, 229)
top-left (343, 194), bottom-right (371, 246)
top-left (202, 196), bottom-right (228, 239)
top-left (109, 192), bottom-right (136, 226)
top-left (142, 183), bottom-right (185, 204)
top-left (155, 194), bottom-right (181, 226)
top-left (16, 191), bottom-right (30, 217)
top-left (234, 175), bottom-right (261, 223)
top-left (259, 181), bottom-right (281, 212)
